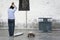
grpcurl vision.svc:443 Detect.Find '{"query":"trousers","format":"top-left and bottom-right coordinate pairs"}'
top-left (8, 19), bottom-right (15, 36)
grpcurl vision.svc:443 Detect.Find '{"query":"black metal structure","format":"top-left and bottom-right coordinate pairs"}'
top-left (39, 18), bottom-right (52, 32)
top-left (19, 0), bottom-right (30, 11)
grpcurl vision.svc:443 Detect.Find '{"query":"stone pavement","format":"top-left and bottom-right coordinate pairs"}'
top-left (0, 29), bottom-right (60, 40)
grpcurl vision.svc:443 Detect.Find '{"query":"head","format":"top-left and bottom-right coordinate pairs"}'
top-left (10, 2), bottom-right (14, 9)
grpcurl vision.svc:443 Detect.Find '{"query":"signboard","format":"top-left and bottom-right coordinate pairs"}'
top-left (19, 0), bottom-right (30, 11)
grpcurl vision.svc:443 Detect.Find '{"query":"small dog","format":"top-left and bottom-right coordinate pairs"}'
top-left (27, 31), bottom-right (35, 37)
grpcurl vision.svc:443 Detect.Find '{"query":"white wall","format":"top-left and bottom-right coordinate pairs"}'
top-left (0, 0), bottom-right (60, 29)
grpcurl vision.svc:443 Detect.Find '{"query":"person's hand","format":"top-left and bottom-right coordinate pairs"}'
top-left (11, 2), bottom-right (15, 7)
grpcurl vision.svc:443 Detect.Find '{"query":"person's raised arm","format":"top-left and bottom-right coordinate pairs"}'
top-left (14, 5), bottom-right (17, 11)
top-left (11, 2), bottom-right (17, 12)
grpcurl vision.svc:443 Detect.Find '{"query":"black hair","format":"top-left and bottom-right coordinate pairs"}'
top-left (10, 6), bottom-right (14, 9)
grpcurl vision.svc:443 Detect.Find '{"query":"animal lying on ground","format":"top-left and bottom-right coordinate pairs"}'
top-left (27, 31), bottom-right (35, 37)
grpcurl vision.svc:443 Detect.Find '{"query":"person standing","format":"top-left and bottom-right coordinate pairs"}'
top-left (8, 2), bottom-right (17, 36)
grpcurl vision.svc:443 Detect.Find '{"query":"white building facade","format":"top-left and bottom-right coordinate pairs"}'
top-left (0, 0), bottom-right (60, 29)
